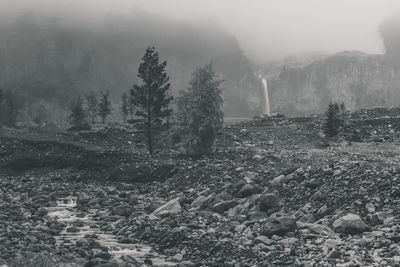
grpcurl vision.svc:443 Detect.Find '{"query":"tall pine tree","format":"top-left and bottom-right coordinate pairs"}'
top-left (131, 47), bottom-right (172, 154)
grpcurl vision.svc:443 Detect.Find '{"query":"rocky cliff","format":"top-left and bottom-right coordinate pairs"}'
top-left (267, 51), bottom-right (399, 115)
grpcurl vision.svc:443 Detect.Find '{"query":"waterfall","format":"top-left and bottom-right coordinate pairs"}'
top-left (259, 74), bottom-right (271, 116)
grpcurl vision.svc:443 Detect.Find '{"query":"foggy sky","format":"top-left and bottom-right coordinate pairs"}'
top-left (2, 0), bottom-right (400, 62)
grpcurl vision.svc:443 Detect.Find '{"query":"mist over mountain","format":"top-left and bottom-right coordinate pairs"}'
top-left (0, 8), bottom-right (263, 123)
top-left (259, 12), bottom-right (400, 115)
top-left (2, 2), bottom-right (400, 121)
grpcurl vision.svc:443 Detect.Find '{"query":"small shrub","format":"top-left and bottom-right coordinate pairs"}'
top-left (84, 91), bottom-right (98, 124)
top-left (68, 96), bottom-right (87, 129)
top-left (323, 101), bottom-right (346, 137)
top-left (98, 91), bottom-right (113, 124)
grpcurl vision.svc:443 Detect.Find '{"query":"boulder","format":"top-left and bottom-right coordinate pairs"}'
top-left (66, 226), bottom-right (80, 233)
top-left (238, 184), bottom-right (257, 198)
top-left (298, 213), bottom-right (315, 223)
top-left (151, 198), bottom-right (182, 217)
top-left (172, 253), bottom-right (183, 261)
top-left (257, 193), bottom-right (281, 212)
top-left (270, 174), bottom-right (294, 185)
top-left (211, 199), bottom-right (239, 213)
top-left (316, 205), bottom-right (329, 217)
top-left (112, 205), bottom-right (132, 217)
top-left (36, 207), bottom-right (48, 217)
top-left (201, 193), bottom-right (216, 208)
top-left (254, 235), bottom-right (274, 245)
top-left (191, 195), bottom-right (208, 209)
top-left (260, 216), bottom-right (297, 237)
top-left (77, 192), bottom-right (91, 205)
top-left (253, 154), bottom-right (265, 161)
top-left (332, 214), bottom-right (370, 234)
top-left (0, 258), bottom-right (8, 267)
top-left (243, 171), bottom-right (258, 183)
top-left (212, 192), bottom-right (232, 203)
top-left (248, 211), bottom-right (268, 221)
top-left (309, 224), bottom-right (336, 237)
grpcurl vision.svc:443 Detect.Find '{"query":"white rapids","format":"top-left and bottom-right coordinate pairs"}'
top-left (46, 196), bottom-right (175, 265)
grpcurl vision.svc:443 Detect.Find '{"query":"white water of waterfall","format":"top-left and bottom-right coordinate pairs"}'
top-left (259, 75), bottom-right (271, 116)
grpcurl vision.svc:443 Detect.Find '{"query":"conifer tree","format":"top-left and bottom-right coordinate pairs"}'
top-left (130, 47), bottom-right (172, 154)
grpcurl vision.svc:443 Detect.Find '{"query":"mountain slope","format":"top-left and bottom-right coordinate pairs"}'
top-left (0, 9), bottom-right (264, 121)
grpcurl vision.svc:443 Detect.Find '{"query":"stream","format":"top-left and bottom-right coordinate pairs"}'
top-left (46, 196), bottom-right (174, 266)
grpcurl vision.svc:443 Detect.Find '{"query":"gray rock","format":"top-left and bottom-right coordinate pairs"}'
top-left (191, 195), bottom-right (207, 209)
top-left (212, 192), bottom-right (232, 203)
top-left (112, 205), bottom-right (132, 217)
top-left (0, 258), bottom-right (8, 267)
top-left (151, 197), bottom-right (182, 217)
top-left (238, 184), bottom-right (257, 198)
top-left (317, 205), bottom-right (329, 217)
top-left (36, 207), bottom-right (48, 217)
top-left (270, 175), bottom-right (286, 185)
top-left (298, 213), bottom-right (315, 223)
top-left (254, 235), bottom-right (274, 245)
top-left (66, 226), bottom-right (80, 233)
top-left (243, 171), bottom-right (258, 183)
top-left (178, 261), bottom-right (196, 267)
top-left (211, 199), bottom-right (239, 213)
top-left (253, 154), bottom-right (265, 161)
top-left (257, 193), bottom-right (281, 212)
top-left (309, 224), bottom-right (336, 237)
top-left (332, 214), bottom-right (370, 234)
top-left (260, 216), bottom-right (297, 237)
top-left (77, 192), bottom-right (90, 205)
top-left (172, 253), bottom-right (183, 261)
top-left (248, 211), bottom-right (268, 221)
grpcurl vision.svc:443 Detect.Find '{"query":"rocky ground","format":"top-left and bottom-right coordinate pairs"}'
top-left (1, 108), bottom-right (400, 266)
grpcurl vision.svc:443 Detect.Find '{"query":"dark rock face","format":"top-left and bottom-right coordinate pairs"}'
top-left (267, 51), bottom-right (400, 115)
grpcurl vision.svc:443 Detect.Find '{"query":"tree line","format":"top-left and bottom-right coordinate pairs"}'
top-left (51, 46), bottom-right (224, 156)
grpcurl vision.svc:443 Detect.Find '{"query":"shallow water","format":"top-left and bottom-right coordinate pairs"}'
top-left (47, 196), bottom-right (175, 265)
